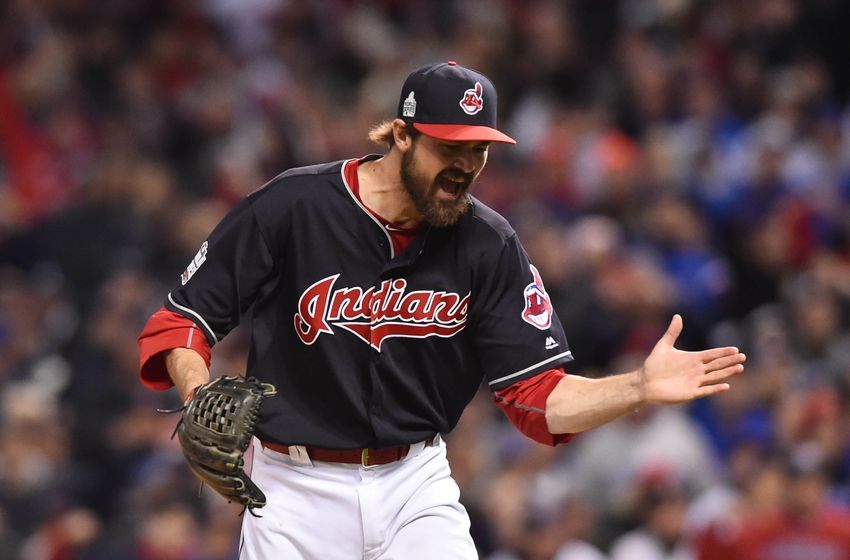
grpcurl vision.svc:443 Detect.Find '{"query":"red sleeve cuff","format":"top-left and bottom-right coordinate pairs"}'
top-left (138, 307), bottom-right (212, 391)
top-left (494, 368), bottom-right (575, 447)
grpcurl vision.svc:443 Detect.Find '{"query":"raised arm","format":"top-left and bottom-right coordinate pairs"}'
top-left (545, 314), bottom-right (746, 434)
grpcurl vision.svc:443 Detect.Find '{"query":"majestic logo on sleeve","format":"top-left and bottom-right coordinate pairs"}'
top-left (294, 275), bottom-right (470, 350)
top-left (521, 264), bottom-right (553, 330)
top-left (459, 82), bottom-right (484, 115)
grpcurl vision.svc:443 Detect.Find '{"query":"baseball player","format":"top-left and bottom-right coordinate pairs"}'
top-left (138, 61), bottom-right (746, 559)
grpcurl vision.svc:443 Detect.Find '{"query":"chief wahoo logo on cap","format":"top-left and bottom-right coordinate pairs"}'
top-left (459, 82), bottom-right (484, 115)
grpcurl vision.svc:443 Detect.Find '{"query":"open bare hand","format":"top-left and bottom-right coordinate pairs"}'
top-left (640, 314), bottom-right (746, 405)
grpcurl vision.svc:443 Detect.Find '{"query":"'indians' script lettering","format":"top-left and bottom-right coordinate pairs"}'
top-left (294, 275), bottom-right (469, 350)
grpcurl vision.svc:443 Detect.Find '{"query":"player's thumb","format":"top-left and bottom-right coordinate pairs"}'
top-left (660, 314), bottom-right (683, 347)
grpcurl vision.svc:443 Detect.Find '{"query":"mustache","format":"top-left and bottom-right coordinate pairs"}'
top-left (437, 169), bottom-right (474, 186)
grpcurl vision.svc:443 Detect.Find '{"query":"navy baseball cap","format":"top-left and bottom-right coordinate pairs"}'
top-left (397, 61), bottom-right (516, 144)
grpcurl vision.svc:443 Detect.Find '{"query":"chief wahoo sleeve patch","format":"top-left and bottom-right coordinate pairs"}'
top-left (521, 264), bottom-right (553, 330)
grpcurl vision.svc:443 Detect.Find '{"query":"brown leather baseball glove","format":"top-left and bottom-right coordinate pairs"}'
top-left (174, 376), bottom-right (276, 512)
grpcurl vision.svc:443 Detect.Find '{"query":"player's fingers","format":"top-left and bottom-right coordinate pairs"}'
top-left (694, 382), bottom-right (731, 399)
top-left (697, 346), bottom-right (740, 362)
top-left (660, 314), bottom-right (683, 347)
top-left (701, 364), bottom-right (744, 385)
top-left (704, 353), bottom-right (747, 372)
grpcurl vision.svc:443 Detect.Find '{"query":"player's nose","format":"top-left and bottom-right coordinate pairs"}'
top-left (452, 152), bottom-right (475, 174)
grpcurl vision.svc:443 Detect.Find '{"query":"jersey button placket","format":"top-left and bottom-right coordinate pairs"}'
top-left (377, 237), bottom-right (390, 260)
top-left (369, 280), bottom-right (381, 351)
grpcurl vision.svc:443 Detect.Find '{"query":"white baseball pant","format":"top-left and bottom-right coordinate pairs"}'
top-left (238, 435), bottom-right (478, 559)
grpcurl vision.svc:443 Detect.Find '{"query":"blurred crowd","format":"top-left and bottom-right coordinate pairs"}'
top-left (0, 0), bottom-right (849, 558)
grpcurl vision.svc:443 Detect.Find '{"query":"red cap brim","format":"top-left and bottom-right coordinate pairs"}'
top-left (413, 123), bottom-right (516, 144)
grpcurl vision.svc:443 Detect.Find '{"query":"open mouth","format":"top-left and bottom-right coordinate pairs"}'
top-left (436, 175), bottom-right (469, 199)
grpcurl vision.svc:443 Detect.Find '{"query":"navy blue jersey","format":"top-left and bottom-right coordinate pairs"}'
top-left (166, 156), bottom-right (573, 448)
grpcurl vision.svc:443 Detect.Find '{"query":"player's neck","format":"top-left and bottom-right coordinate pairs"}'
top-left (358, 154), bottom-right (424, 229)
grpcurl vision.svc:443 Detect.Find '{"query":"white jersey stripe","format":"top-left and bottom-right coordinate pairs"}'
top-left (487, 351), bottom-right (573, 386)
top-left (168, 292), bottom-right (220, 344)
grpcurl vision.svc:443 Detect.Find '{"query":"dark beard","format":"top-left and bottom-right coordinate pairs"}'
top-left (400, 147), bottom-right (471, 227)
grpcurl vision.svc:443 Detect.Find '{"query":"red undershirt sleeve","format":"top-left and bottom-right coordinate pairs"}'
top-left (138, 307), bottom-right (212, 390)
top-left (493, 367), bottom-right (575, 446)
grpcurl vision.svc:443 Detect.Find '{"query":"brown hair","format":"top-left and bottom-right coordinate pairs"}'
top-left (368, 120), bottom-right (420, 150)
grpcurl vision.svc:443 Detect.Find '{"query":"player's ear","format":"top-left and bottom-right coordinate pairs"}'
top-left (392, 119), bottom-right (415, 151)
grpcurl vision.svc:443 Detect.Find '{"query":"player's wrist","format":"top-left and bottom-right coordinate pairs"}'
top-left (633, 366), bottom-right (649, 408)
top-left (178, 375), bottom-right (207, 403)
top-left (182, 384), bottom-right (201, 405)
